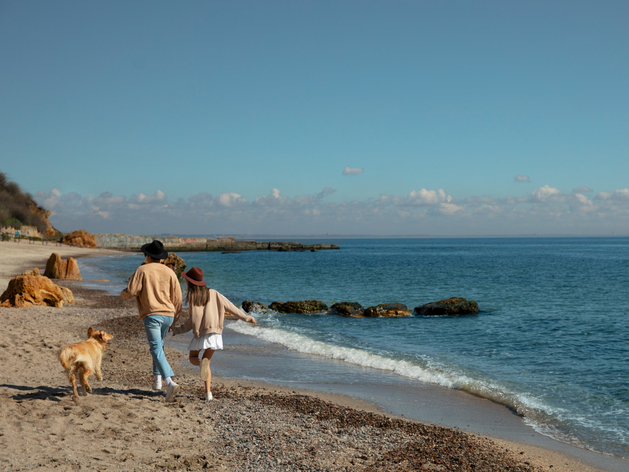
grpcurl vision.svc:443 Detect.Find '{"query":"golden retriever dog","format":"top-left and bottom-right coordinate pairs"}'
top-left (58, 327), bottom-right (113, 402)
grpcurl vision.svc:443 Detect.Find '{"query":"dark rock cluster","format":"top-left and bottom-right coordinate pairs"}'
top-left (242, 297), bottom-right (479, 318)
top-left (414, 297), bottom-right (479, 316)
top-left (364, 303), bottom-right (411, 317)
top-left (269, 300), bottom-right (329, 314)
top-left (330, 301), bottom-right (364, 317)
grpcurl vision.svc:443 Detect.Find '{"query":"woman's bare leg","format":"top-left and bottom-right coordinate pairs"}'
top-left (189, 350), bottom-right (201, 367)
top-left (200, 349), bottom-right (215, 393)
top-left (188, 349), bottom-right (215, 392)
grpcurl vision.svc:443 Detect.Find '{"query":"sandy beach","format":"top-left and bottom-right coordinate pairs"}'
top-left (0, 240), bottom-right (621, 471)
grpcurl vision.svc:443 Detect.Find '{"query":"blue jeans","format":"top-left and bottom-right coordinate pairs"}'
top-left (143, 315), bottom-right (175, 378)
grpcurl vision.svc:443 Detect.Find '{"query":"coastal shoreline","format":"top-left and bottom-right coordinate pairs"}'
top-left (0, 241), bottom-right (625, 471)
top-left (92, 233), bottom-right (340, 252)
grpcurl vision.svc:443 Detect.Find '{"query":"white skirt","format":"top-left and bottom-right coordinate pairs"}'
top-left (188, 333), bottom-right (224, 351)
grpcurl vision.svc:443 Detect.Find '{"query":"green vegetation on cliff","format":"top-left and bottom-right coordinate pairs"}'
top-left (0, 172), bottom-right (51, 233)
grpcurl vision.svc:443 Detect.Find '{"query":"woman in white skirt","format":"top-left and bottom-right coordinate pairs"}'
top-left (170, 267), bottom-right (257, 400)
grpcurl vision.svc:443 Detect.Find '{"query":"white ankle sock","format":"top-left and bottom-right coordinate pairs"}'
top-left (165, 377), bottom-right (173, 386)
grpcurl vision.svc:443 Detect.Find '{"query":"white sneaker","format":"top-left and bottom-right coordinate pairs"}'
top-left (152, 377), bottom-right (162, 390)
top-left (165, 382), bottom-right (179, 402)
top-left (205, 391), bottom-right (213, 401)
top-left (201, 358), bottom-right (209, 381)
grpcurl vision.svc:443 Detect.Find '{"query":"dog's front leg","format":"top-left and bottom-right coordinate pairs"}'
top-left (95, 358), bottom-right (103, 381)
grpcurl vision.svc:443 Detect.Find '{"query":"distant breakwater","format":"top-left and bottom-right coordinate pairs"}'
top-left (93, 234), bottom-right (340, 253)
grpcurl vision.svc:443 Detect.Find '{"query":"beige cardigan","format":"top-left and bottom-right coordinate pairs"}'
top-left (120, 262), bottom-right (182, 320)
top-left (172, 288), bottom-right (252, 338)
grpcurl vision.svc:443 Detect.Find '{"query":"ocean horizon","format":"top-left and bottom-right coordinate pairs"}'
top-left (147, 233), bottom-right (629, 240)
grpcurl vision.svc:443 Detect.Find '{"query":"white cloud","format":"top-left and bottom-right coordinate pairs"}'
top-left (33, 185), bottom-right (629, 237)
top-left (401, 188), bottom-right (450, 206)
top-left (93, 192), bottom-right (126, 208)
top-left (439, 203), bottom-right (463, 215)
top-left (38, 188), bottom-right (62, 211)
top-left (570, 193), bottom-right (595, 212)
top-left (218, 192), bottom-right (246, 207)
top-left (316, 187), bottom-right (336, 199)
top-left (596, 188), bottom-right (629, 201)
top-left (129, 190), bottom-right (167, 204)
top-left (342, 166), bottom-right (363, 175)
top-left (515, 174), bottom-right (530, 183)
top-left (187, 192), bottom-right (214, 206)
top-left (253, 189), bottom-right (289, 207)
top-left (530, 185), bottom-right (563, 202)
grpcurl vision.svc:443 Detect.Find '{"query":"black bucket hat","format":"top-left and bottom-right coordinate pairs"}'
top-left (141, 240), bottom-right (168, 260)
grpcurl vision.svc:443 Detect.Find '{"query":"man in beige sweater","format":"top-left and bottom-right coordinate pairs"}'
top-left (120, 240), bottom-right (183, 402)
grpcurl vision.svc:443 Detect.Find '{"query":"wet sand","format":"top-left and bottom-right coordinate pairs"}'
top-left (0, 240), bottom-right (626, 471)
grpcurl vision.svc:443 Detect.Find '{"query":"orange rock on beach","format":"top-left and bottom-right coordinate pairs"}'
top-left (61, 229), bottom-right (97, 248)
top-left (0, 274), bottom-right (75, 308)
top-left (44, 253), bottom-right (82, 280)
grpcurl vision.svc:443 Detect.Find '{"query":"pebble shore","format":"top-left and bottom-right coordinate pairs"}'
top-left (95, 292), bottom-right (546, 472)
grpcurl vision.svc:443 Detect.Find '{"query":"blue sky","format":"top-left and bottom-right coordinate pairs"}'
top-left (1, 1), bottom-right (628, 236)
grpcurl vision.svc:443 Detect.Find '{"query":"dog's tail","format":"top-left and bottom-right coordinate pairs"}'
top-left (58, 347), bottom-right (73, 370)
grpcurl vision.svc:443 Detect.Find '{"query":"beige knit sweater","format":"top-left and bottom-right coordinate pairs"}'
top-left (172, 288), bottom-right (252, 338)
top-left (120, 261), bottom-right (182, 320)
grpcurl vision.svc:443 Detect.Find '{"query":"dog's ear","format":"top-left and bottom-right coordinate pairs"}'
top-left (88, 327), bottom-right (95, 337)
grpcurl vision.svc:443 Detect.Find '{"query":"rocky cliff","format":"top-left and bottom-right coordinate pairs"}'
top-left (0, 172), bottom-right (57, 237)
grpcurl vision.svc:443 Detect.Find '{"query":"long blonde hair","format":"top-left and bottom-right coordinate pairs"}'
top-left (186, 283), bottom-right (210, 307)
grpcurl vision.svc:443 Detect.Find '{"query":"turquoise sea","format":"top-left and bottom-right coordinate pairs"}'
top-left (81, 237), bottom-right (629, 461)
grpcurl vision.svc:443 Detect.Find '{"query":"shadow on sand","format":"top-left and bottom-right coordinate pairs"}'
top-left (1, 383), bottom-right (165, 401)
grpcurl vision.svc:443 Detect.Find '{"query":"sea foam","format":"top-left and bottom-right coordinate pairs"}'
top-left (228, 320), bottom-right (547, 417)
top-left (229, 318), bottom-right (591, 442)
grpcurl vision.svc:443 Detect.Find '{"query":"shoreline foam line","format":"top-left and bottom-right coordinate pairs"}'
top-left (230, 321), bottom-right (545, 416)
top-left (229, 319), bottom-right (629, 459)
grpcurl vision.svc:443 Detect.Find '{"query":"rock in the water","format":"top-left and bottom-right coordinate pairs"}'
top-left (241, 301), bottom-right (269, 313)
top-left (0, 275), bottom-right (75, 308)
top-left (269, 300), bottom-right (329, 314)
top-left (329, 302), bottom-right (364, 317)
top-left (414, 297), bottom-right (479, 316)
top-left (363, 303), bottom-right (411, 317)
top-left (43, 253), bottom-right (82, 280)
top-left (61, 229), bottom-right (97, 248)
